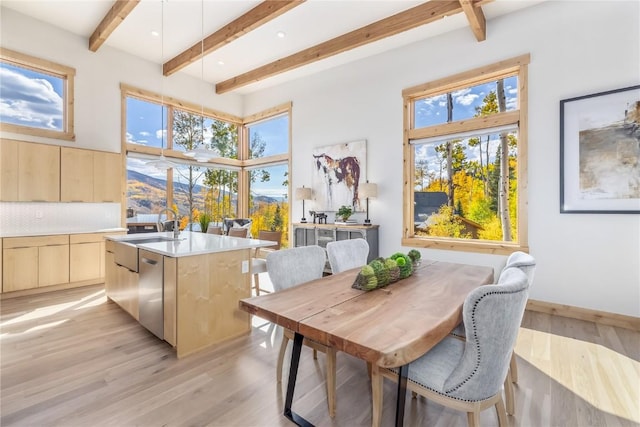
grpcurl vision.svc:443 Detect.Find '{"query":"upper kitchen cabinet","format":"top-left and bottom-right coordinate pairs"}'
top-left (61, 147), bottom-right (93, 202)
top-left (0, 139), bottom-right (60, 202)
top-left (93, 151), bottom-right (122, 202)
top-left (61, 147), bottom-right (122, 202)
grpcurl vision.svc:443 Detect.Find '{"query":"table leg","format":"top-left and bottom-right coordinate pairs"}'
top-left (395, 364), bottom-right (408, 427)
top-left (284, 332), bottom-right (314, 427)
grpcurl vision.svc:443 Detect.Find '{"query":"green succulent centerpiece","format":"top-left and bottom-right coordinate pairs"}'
top-left (337, 205), bottom-right (354, 222)
top-left (352, 250), bottom-right (424, 291)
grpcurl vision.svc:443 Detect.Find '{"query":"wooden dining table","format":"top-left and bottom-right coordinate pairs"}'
top-left (239, 259), bottom-right (494, 427)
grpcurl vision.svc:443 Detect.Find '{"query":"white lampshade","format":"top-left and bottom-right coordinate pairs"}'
top-left (184, 146), bottom-right (219, 162)
top-left (360, 182), bottom-right (378, 199)
top-left (295, 187), bottom-right (312, 200)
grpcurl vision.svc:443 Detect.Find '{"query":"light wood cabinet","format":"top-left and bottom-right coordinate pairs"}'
top-left (2, 141), bottom-right (121, 203)
top-left (104, 239), bottom-right (139, 320)
top-left (61, 148), bottom-right (122, 203)
top-left (38, 243), bottom-right (70, 287)
top-left (93, 151), bottom-right (122, 202)
top-left (2, 235), bottom-right (69, 292)
top-left (0, 139), bottom-right (60, 202)
top-left (113, 264), bottom-right (139, 320)
top-left (61, 147), bottom-right (94, 202)
top-left (69, 233), bottom-right (105, 283)
top-left (3, 247), bottom-right (38, 292)
top-left (0, 139), bottom-right (19, 200)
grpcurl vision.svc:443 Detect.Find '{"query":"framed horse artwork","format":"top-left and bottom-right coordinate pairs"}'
top-left (312, 140), bottom-right (367, 212)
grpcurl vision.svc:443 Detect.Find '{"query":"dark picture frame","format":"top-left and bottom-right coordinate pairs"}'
top-left (560, 85), bottom-right (640, 213)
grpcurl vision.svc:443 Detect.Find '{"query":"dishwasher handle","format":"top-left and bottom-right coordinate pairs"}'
top-left (140, 257), bottom-right (158, 266)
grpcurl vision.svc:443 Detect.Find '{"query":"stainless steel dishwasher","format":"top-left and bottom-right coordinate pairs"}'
top-left (138, 249), bottom-right (164, 340)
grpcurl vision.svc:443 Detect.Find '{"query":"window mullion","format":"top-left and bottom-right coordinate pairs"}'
top-left (407, 110), bottom-right (520, 141)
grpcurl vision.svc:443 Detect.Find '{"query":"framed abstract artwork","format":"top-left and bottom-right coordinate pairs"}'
top-left (312, 140), bottom-right (367, 212)
top-left (560, 85), bottom-right (640, 213)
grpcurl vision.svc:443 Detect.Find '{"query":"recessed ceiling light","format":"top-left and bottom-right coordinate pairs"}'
top-left (276, 31), bottom-right (286, 38)
top-left (151, 30), bottom-right (160, 37)
top-left (217, 60), bottom-right (225, 66)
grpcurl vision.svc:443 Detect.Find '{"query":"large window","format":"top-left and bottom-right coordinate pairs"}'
top-left (403, 55), bottom-right (529, 255)
top-left (244, 106), bottom-right (291, 246)
top-left (123, 85), bottom-right (291, 238)
top-left (0, 48), bottom-right (75, 140)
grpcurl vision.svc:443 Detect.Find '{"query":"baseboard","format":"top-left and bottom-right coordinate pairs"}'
top-left (0, 279), bottom-right (104, 300)
top-left (526, 299), bottom-right (640, 332)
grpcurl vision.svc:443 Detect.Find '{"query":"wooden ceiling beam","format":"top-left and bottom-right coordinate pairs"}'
top-left (459, 0), bottom-right (487, 42)
top-left (215, 0), bottom-right (464, 94)
top-left (163, 0), bottom-right (305, 77)
top-left (89, 0), bottom-right (140, 52)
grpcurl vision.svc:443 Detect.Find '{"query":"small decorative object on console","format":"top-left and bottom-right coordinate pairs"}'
top-left (309, 211), bottom-right (328, 224)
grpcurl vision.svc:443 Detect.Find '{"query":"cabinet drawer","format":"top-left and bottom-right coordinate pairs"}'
top-left (4, 235), bottom-right (69, 249)
top-left (70, 233), bottom-right (105, 244)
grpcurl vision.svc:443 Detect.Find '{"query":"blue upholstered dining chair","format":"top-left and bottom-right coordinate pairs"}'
top-left (326, 238), bottom-right (369, 273)
top-left (450, 251), bottom-right (536, 415)
top-left (265, 245), bottom-right (339, 416)
top-left (380, 267), bottom-right (531, 426)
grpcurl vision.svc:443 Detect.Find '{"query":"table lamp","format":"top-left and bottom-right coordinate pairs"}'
top-left (360, 181), bottom-right (378, 226)
top-left (295, 186), bottom-right (312, 223)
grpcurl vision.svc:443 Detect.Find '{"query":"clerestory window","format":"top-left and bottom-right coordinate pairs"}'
top-left (0, 48), bottom-right (75, 140)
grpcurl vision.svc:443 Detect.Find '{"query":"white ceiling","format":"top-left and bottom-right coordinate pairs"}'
top-left (1, 0), bottom-right (545, 94)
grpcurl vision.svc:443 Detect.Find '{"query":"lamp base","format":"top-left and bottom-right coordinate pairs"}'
top-left (300, 217), bottom-right (307, 223)
top-left (363, 219), bottom-right (372, 226)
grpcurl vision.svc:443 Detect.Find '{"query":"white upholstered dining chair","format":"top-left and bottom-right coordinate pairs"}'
top-left (266, 245), bottom-right (339, 416)
top-left (379, 267), bottom-right (531, 426)
top-left (326, 238), bottom-right (369, 273)
top-left (449, 251), bottom-right (536, 415)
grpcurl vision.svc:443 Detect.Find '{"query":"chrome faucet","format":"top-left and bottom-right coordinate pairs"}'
top-left (157, 208), bottom-right (180, 239)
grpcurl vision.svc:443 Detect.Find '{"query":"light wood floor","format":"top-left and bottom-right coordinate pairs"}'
top-left (1, 284), bottom-right (638, 426)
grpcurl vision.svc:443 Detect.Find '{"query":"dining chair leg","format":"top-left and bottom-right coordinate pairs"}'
top-left (510, 351), bottom-right (518, 383)
top-left (253, 273), bottom-right (260, 296)
top-left (371, 365), bottom-right (383, 427)
top-left (326, 348), bottom-right (337, 417)
top-left (277, 334), bottom-right (290, 383)
top-left (313, 349), bottom-right (318, 360)
top-left (504, 370), bottom-right (515, 415)
top-left (496, 394), bottom-right (509, 427)
top-left (467, 411), bottom-right (480, 427)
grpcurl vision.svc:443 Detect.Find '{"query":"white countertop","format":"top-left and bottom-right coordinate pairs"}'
top-left (1, 228), bottom-right (128, 238)
top-left (105, 231), bottom-right (275, 258)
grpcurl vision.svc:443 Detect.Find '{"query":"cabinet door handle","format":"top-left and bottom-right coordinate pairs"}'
top-left (141, 258), bottom-right (157, 266)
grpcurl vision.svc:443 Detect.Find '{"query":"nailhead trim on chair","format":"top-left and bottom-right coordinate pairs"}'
top-left (444, 287), bottom-right (525, 395)
top-left (388, 368), bottom-right (480, 403)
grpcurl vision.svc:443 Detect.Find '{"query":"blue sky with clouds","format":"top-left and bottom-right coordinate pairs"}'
top-left (413, 76), bottom-right (519, 183)
top-left (0, 63), bottom-right (64, 130)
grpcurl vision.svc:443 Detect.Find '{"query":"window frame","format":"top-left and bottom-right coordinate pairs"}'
top-left (0, 47), bottom-right (76, 141)
top-left (122, 84), bottom-right (291, 223)
top-left (402, 55), bottom-right (530, 255)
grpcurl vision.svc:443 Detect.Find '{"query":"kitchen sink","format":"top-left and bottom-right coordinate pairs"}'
top-left (113, 236), bottom-right (184, 273)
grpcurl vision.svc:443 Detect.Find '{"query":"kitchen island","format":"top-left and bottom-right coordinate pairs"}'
top-left (104, 231), bottom-right (273, 358)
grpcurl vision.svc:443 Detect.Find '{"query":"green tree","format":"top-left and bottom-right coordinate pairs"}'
top-left (204, 119), bottom-right (238, 218)
top-left (496, 78), bottom-right (512, 241)
top-left (173, 110), bottom-right (206, 228)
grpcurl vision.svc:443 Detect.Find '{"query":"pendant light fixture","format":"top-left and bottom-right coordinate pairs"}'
top-left (147, 0), bottom-right (176, 171)
top-left (184, 0), bottom-right (218, 163)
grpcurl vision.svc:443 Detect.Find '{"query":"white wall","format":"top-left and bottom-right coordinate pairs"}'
top-left (0, 7), bottom-right (244, 235)
top-left (243, 1), bottom-right (640, 317)
top-left (0, 7), bottom-right (243, 153)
